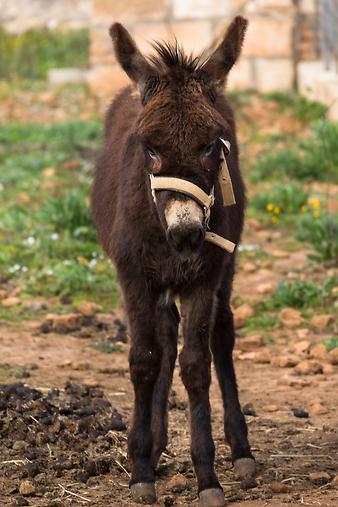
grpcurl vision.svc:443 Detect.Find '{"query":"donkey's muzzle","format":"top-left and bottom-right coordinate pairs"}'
top-left (167, 224), bottom-right (204, 254)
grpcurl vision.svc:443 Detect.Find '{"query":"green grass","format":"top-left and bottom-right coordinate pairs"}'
top-left (322, 337), bottom-right (338, 351)
top-left (0, 28), bottom-right (89, 82)
top-left (296, 211), bottom-right (338, 262)
top-left (250, 121), bottom-right (338, 183)
top-left (251, 181), bottom-right (310, 224)
top-left (0, 120), bottom-right (119, 309)
top-left (263, 92), bottom-right (327, 123)
top-left (265, 276), bottom-right (337, 310)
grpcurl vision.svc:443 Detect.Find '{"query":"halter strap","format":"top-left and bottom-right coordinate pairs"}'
top-left (149, 139), bottom-right (236, 253)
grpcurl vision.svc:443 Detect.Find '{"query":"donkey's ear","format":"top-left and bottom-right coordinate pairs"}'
top-left (203, 16), bottom-right (248, 85)
top-left (110, 23), bottom-right (153, 85)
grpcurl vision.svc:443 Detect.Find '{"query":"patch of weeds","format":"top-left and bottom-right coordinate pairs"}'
top-left (0, 27), bottom-right (89, 82)
top-left (0, 120), bottom-right (117, 308)
top-left (244, 313), bottom-right (279, 333)
top-left (92, 343), bottom-right (126, 353)
top-left (296, 210), bottom-right (338, 262)
top-left (263, 92), bottom-right (327, 123)
top-left (322, 337), bottom-right (338, 351)
top-left (250, 121), bottom-right (338, 182)
top-left (251, 181), bottom-right (310, 225)
top-left (265, 276), bottom-right (337, 310)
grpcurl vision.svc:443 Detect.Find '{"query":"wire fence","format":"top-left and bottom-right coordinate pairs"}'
top-left (318, 0), bottom-right (338, 72)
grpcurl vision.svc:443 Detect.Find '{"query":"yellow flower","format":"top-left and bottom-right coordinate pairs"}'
top-left (77, 256), bottom-right (88, 265)
top-left (313, 210), bottom-right (321, 218)
top-left (300, 205), bottom-right (308, 213)
top-left (308, 197), bottom-right (320, 209)
top-left (274, 207), bottom-right (281, 214)
top-left (271, 216), bottom-right (278, 223)
top-left (266, 203), bottom-right (274, 211)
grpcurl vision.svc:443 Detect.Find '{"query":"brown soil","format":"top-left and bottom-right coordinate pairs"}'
top-left (0, 269), bottom-right (337, 507)
top-left (1, 91), bottom-right (337, 506)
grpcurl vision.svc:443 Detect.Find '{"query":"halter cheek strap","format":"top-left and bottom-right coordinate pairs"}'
top-left (149, 138), bottom-right (236, 253)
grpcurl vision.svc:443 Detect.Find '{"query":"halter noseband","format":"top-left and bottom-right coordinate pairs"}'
top-left (150, 138), bottom-right (236, 253)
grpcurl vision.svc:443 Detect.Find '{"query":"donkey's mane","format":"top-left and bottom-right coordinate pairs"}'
top-left (149, 41), bottom-right (205, 74)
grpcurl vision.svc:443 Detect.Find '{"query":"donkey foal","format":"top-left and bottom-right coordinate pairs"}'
top-left (92, 16), bottom-right (256, 506)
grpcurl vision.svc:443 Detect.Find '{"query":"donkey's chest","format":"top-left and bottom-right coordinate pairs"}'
top-left (142, 249), bottom-right (205, 290)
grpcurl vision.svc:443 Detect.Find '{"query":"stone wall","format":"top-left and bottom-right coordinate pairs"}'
top-left (0, 0), bottom-right (91, 32)
top-left (89, 0), bottom-right (296, 95)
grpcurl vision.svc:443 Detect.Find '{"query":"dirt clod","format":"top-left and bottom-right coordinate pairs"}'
top-left (19, 480), bottom-right (36, 496)
top-left (294, 360), bottom-right (323, 375)
top-left (291, 407), bottom-right (309, 418)
top-left (308, 471), bottom-right (331, 485)
top-left (270, 481), bottom-right (291, 493)
top-left (166, 473), bottom-right (188, 493)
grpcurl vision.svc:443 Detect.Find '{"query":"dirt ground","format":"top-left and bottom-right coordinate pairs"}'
top-left (0, 91), bottom-right (337, 506)
top-left (1, 226), bottom-right (337, 507)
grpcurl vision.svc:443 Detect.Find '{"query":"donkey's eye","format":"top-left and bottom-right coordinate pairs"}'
top-left (146, 147), bottom-right (158, 160)
top-left (204, 142), bottom-right (216, 157)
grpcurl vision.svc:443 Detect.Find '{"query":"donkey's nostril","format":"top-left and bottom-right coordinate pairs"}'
top-left (167, 225), bottom-right (204, 253)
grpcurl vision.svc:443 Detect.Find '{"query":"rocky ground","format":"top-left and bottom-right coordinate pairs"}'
top-left (0, 87), bottom-right (337, 506)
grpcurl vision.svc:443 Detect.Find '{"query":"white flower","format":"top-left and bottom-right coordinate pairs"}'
top-left (21, 266), bottom-right (28, 272)
top-left (45, 269), bottom-right (54, 276)
top-left (63, 260), bottom-right (71, 266)
top-left (9, 264), bottom-right (20, 273)
top-left (50, 233), bottom-right (59, 241)
top-left (25, 236), bottom-right (36, 245)
top-left (88, 259), bottom-right (97, 268)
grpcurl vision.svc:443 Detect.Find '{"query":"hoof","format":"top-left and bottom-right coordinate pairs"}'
top-left (130, 482), bottom-right (156, 504)
top-left (199, 488), bottom-right (225, 507)
top-left (234, 457), bottom-right (256, 480)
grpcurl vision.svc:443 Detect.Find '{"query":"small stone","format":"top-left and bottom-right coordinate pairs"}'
top-left (277, 374), bottom-right (312, 387)
top-left (262, 404), bottom-right (278, 412)
top-left (43, 167), bottom-right (55, 178)
top-left (292, 340), bottom-right (311, 355)
top-left (257, 282), bottom-right (274, 294)
top-left (234, 304), bottom-right (254, 328)
top-left (76, 301), bottom-right (102, 317)
top-left (2, 296), bottom-right (21, 307)
top-left (294, 360), bottom-right (323, 375)
top-left (279, 308), bottom-right (303, 328)
top-left (240, 477), bottom-right (257, 490)
top-left (271, 354), bottom-right (300, 368)
top-left (19, 480), bottom-right (36, 496)
top-left (329, 347), bottom-right (338, 365)
top-left (253, 350), bottom-right (271, 364)
top-left (166, 473), bottom-right (188, 493)
top-left (308, 403), bottom-right (328, 415)
top-left (309, 343), bottom-right (328, 361)
top-left (322, 363), bottom-right (334, 375)
top-left (72, 362), bottom-right (91, 371)
top-left (291, 408), bottom-right (309, 418)
top-left (42, 313), bottom-right (84, 333)
top-left (242, 262), bottom-right (256, 273)
top-left (310, 314), bottom-right (334, 329)
top-left (15, 498), bottom-right (29, 506)
top-left (296, 328), bottom-right (310, 339)
top-left (242, 403), bottom-right (257, 417)
top-left (308, 471), bottom-right (330, 485)
top-left (238, 352), bottom-right (256, 361)
top-left (270, 481), bottom-right (291, 493)
top-left (240, 335), bottom-right (263, 350)
top-left (332, 474), bottom-right (338, 488)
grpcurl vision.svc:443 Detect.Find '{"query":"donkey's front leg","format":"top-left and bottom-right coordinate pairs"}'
top-left (180, 290), bottom-right (225, 507)
top-left (123, 281), bottom-right (161, 504)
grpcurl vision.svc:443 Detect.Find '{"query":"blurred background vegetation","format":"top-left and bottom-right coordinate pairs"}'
top-left (0, 22), bottom-right (337, 350)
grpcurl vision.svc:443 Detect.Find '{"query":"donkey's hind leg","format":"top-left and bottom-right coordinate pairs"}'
top-left (122, 279), bottom-right (162, 504)
top-left (151, 302), bottom-right (179, 469)
top-left (210, 277), bottom-right (256, 481)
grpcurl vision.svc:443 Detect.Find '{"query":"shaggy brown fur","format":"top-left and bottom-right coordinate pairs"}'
top-left (92, 16), bottom-right (255, 503)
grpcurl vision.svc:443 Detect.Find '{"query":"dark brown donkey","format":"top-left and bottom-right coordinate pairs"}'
top-left (92, 16), bottom-right (256, 507)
